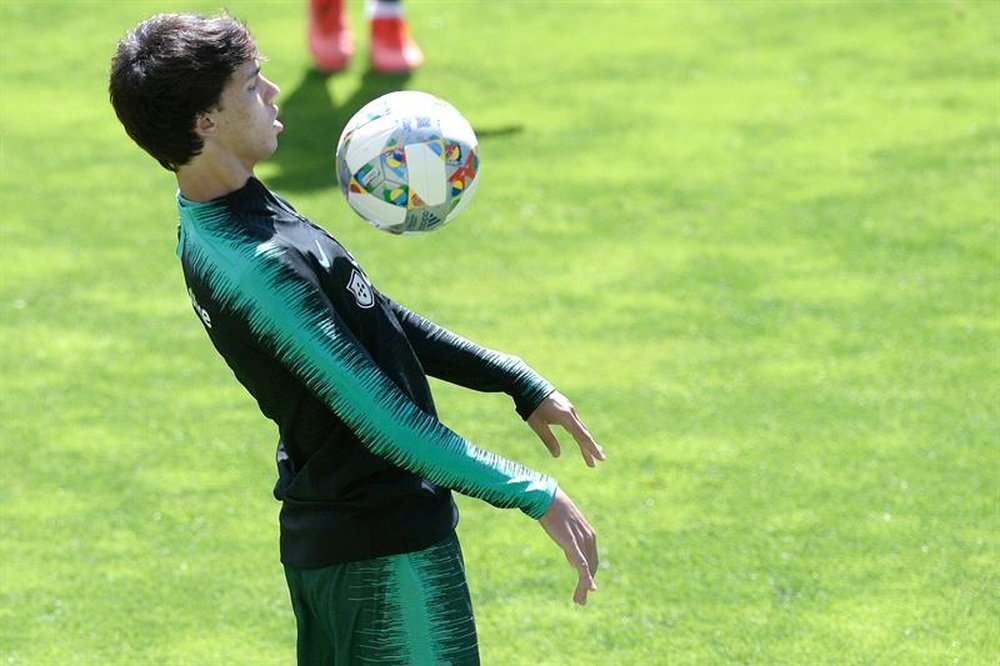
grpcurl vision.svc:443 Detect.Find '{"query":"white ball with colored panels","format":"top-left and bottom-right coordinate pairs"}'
top-left (335, 90), bottom-right (480, 234)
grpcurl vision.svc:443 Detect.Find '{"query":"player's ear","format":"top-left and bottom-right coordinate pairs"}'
top-left (194, 113), bottom-right (217, 138)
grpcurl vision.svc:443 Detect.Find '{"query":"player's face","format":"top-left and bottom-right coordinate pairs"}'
top-left (208, 60), bottom-right (283, 168)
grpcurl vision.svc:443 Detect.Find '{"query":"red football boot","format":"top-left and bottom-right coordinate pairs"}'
top-left (369, 16), bottom-right (424, 74)
top-left (308, 0), bottom-right (354, 72)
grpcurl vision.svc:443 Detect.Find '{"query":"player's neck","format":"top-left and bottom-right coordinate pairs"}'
top-left (176, 150), bottom-right (255, 202)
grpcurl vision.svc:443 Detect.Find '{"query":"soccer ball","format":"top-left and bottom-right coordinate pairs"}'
top-left (335, 90), bottom-right (480, 234)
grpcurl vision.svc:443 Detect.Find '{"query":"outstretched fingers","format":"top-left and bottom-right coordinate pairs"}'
top-left (567, 524), bottom-right (599, 605)
top-left (566, 409), bottom-right (606, 468)
top-left (527, 392), bottom-right (607, 467)
top-left (529, 418), bottom-right (562, 459)
top-left (571, 554), bottom-right (597, 605)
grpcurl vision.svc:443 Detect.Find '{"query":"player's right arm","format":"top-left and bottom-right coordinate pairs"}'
top-left (389, 286), bottom-right (605, 603)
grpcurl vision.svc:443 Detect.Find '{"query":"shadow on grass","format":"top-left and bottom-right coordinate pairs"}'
top-left (267, 68), bottom-right (412, 193)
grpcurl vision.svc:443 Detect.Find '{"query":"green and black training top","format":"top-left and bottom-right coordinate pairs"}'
top-left (175, 177), bottom-right (557, 568)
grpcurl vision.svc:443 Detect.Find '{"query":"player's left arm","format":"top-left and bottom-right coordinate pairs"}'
top-left (389, 299), bottom-right (606, 467)
top-left (388, 299), bottom-right (554, 416)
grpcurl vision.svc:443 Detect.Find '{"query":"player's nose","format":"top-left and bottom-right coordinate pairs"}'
top-left (262, 75), bottom-right (280, 102)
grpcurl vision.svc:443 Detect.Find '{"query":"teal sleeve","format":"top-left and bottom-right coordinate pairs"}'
top-left (192, 234), bottom-right (556, 518)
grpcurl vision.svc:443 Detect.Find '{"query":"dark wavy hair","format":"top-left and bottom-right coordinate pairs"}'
top-left (109, 13), bottom-right (259, 171)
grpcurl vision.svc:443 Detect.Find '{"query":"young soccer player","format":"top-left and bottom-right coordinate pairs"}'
top-left (110, 12), bottom-right (605, 665)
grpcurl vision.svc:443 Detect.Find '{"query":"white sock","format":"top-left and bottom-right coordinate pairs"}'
top-left (366, 0), bottom-right (404, 19)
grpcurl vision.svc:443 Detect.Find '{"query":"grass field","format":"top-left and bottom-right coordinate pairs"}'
top-left (2, 1), bottom-right (998, 664)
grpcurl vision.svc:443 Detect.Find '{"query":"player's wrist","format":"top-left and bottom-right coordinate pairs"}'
top-left (525, 477), bottom-right (558, 520)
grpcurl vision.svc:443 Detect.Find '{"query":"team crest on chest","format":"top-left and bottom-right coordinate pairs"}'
top-left (347, 269), bottom-right (374, 309)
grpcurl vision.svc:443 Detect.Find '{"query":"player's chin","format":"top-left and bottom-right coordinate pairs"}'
top-left (257, 139), bottom-right (279, 163)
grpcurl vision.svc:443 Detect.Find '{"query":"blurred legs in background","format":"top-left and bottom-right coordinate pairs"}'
top-left (308, 0), bottom-right (424, 73)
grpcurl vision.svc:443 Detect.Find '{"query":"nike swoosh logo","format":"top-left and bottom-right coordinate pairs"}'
top-left (315, 240), bottom-right (331, 269)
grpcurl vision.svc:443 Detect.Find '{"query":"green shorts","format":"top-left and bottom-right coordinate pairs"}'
top-left (283, 532), bottom-right (479, 665)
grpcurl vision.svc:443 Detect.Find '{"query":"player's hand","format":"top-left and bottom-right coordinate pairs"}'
top-left (539, 487), bottom-right (599, 605)
top-left (527, 391), bottom-right (606, 467)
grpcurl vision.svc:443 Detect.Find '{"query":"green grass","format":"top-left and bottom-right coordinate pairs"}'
top-left (2, 1), bottom-right (998, 663)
